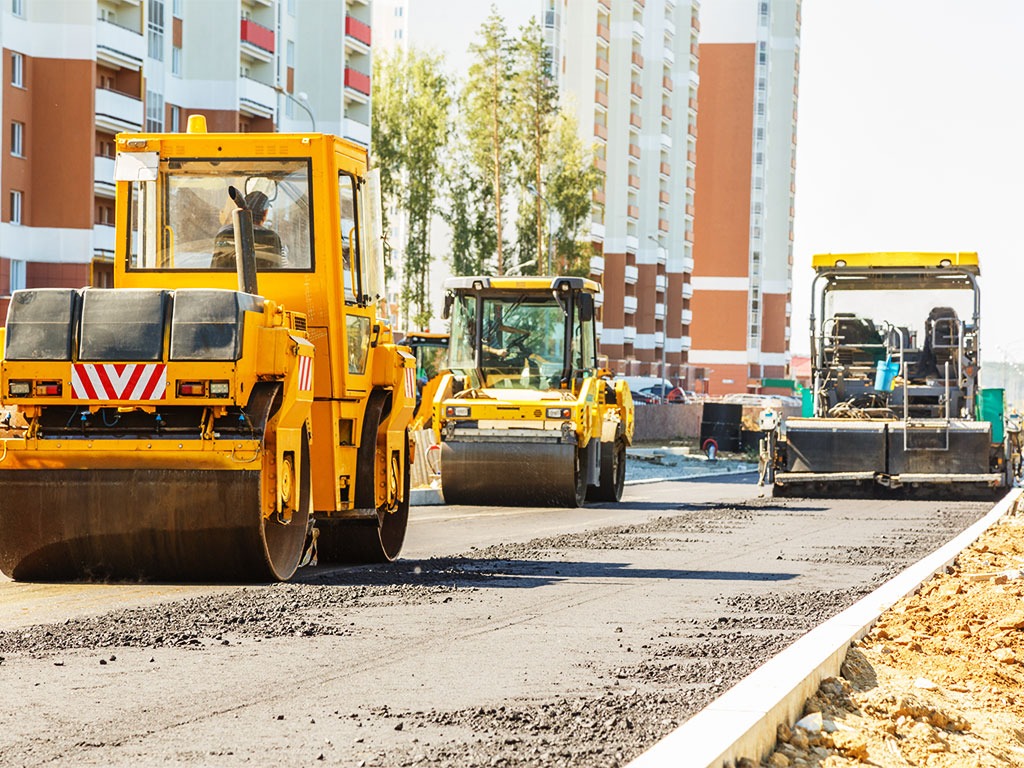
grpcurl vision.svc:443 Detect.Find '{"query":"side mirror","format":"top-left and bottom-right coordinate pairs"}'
top-left (442, 293), bottom-right (454, 320)
top-left (578, 293), bottom-right (594, 322)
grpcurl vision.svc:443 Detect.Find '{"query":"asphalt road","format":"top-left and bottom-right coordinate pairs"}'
top-left (0, 474), bottom-right (993, 767)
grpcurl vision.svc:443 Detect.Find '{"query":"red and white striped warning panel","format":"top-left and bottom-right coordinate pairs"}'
top-left (71, 363), bottom-right (167, 401)
top-left (297, 354), bottom-right (313, 392)
top-left (405, 366), bottom-right (415, 399)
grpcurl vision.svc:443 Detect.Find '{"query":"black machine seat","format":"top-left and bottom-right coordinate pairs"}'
top-left (826, 313), bottom-right (884, 368)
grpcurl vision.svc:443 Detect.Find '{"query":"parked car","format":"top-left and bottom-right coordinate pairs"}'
top-left (638, 384), bottom-right (689, 404)
top-left (630, 388), bottom-right (662, 405)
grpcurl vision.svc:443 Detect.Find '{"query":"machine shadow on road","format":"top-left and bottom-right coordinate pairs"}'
top-left (299, 557), bottom-right (798, 590)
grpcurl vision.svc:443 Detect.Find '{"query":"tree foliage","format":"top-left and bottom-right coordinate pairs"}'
top-left (371, 48), bottom-right (450, 329)
top-left (547, 110), bottom-right (602, 276)
top-left (462, 6), bottom-right (515, 275)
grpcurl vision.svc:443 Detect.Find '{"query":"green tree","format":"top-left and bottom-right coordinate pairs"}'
top-left (547, 110), bottom-right (602, 276)
top-left (512, 17), bottom-right (558, 275)
top-left (371, 48), bottom-right (451, 329)
top-left (443, 134), bottom-right (497, 277)
top-left (462, 6), bottom-right (515, 275)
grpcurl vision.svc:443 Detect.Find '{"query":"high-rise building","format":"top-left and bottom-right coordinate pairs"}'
top-left (0, 0), bottom-right (372, 319)
top-left (687, 0), bottom-right (800, 394)
top-left (546, 0), bottom-right (701, 382)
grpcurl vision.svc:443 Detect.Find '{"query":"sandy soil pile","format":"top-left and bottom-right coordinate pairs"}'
top-left (757, 496), bottom-right (1024, 767)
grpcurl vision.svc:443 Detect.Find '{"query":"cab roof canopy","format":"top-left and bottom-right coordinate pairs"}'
top-left (812, 251), bottom-right (979, 274)
top-left (443, 276), bottom-right (601, 294)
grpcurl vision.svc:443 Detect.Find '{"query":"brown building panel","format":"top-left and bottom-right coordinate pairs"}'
top-left (29, 57), bottom-right (94, 229)
top-left (691, 42), bottom-right (755, 280)
top-left (689, 288), bottom-right (747, 350)
top-left (760, 293), bottom-right (788, 354)
top-left (599, 251), bottom-right (626, 364)
top-left (27, 261), bottom-right (89, 289)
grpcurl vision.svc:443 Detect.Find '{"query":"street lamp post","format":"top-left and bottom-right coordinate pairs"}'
top-left (648, 234), bottom-right (669, 392)
top-left (526, 183), bottom-right (554, 275)
top-left (274, 86), bottom-right (316, 131)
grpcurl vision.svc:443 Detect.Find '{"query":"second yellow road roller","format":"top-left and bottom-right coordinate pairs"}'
top-left (432, 276), bottom-right (634, 507)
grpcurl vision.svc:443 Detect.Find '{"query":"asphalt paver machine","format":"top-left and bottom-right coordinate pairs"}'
top-left (763, 252), bottom-right (1021, 498)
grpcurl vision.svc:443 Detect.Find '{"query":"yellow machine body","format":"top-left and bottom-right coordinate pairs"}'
top-left (432, 276), bottom-right (634, 507)
top-left (0, 122), bottom-right (414, 582)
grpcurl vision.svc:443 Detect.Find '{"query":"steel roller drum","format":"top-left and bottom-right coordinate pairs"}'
top-left (0, 468), bottom-right (304, 582)
top-left (440, 440), bottom-right (577, 506)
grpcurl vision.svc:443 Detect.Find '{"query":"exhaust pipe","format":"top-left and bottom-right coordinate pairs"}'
top-left (228, 186), bottom-right (259, 296)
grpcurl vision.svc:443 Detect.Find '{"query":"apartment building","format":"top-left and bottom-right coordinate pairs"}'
top-left (687, 0), bottom-right (800, 394)
top-left (0, 0), bottom-right (371, 318)
top-left (546, 0), bottom-right (700, 382)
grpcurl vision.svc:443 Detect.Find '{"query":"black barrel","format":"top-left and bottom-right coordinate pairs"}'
top-left (700, 402), bottom-right (743, 452)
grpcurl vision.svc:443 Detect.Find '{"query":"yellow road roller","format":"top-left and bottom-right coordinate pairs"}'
top-left (432, 276), bottom-right (634, 507)
top-left (0, 116), bottom-right (414, 582)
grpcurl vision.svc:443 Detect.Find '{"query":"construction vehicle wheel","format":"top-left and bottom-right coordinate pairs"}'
top-left (569, 448), bottom-right (587, 508)
top-left (315, 394), bottom-right (409, 564)
top-left (592, 440), bottom-right (626, 503)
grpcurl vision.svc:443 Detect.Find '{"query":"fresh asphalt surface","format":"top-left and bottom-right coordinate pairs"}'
top-left (0, 470), bottom-right (993, 767)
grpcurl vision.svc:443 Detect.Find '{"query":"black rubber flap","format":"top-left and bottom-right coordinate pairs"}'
top-left (170, 289), bottom-right (264, 361)
top-left (4, 288), bottom-right (79, 361)
top-left (79, 288), bottom-right (169, 361)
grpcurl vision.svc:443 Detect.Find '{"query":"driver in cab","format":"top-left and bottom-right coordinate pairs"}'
top-left (212, 190), bottom-right (286, 269)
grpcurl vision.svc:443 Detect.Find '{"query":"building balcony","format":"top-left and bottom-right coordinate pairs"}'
top-left (623, 296), bottom-right (638, 313)
top-left (595, 157), bottom-right (607, 172)
top-left (597, 22), bottom-right (610, 41)
top-left (590, 221), bottom-right (605, 241)
top-left (682, 282), bottom-right (693, 299)
top-left (632, 20), bottom-right (644, 41)
top-left (660, 133), bottom-right (672, 149)
top-left (626, 234), bottom-right (639, 251)
top-left (345, 16), bottom-right (372, 47)
top-left (631, 50), bottom-right (644, 69)
top-left (594, 123), bottom-right (608, 141)
top-left (239, 76), bottom-right (275, 118)
top-left (659, 190), bottom-right (670, 205)
top-left (343, 117), bottom-right (371, 146)
top-left (240, 18), bottom-right (275, 55)
top-left (96, 19), bottom-right (144, 70)
top-left (595, 89), bottom-right (608, 108)
top-left (655, 302), bottom-right (666, 320)
top-left (627, 174), bottom-right (640, 189)
top-left (681, 308), bottom-right (693, 324)
top-left (680, 335), bottom-right (691, 350)
top-left (659, 161), bottom-right (671, 178)
top-left (662, 104), bottom-right (672, 120)
top-left (663, 47), bottom-right (675, 64)
top-left (94, 156), bottom-right (115, 199)
top-left (630, 81), bottom-right (643, 99)
top-left (590, 255), bottom-right (605, 275)
top-left (95, 87), bottom-right (143, 133)
top-left (629, 143), bottom-right (640, 158)
top-left (598, 0), bottom-right (611, 8)
top-left (623, 325), bottom-right (637, 344)
top-left (596, 56), bottom-right (610, 75)
top-left (593, 188), bottom-right (606, 204)
top-left (665, 17), bottom-right (676, 36)
top-left (94, 223), bottom-right (116, 257)
top-left (624, 265), bottom-right (639, 284)
top-left (345, 67), bottom-right (371, 96)
top-left (627, 205), bottom-right (640, 220)
top-left (683, 255), bottom-right (694, 274)
top-left (659, 218), bottom-right (670, 232)
top-left (655, 274), bottom-right (667, 291)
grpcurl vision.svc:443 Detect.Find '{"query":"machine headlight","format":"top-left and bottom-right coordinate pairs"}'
top-left (546, 407), bottom-right (571, 419)
top-left (446, 406), bottom-right (471, 417)
top-left (8, 381), bottom-right (31, 397)
top-left (209, 381), bottom-right (231, 398)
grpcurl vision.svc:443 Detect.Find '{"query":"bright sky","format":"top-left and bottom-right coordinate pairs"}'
top-left (396, 1), bottom-right (1024, 362)
top-left (792, 1), bottom-right (1024, 362)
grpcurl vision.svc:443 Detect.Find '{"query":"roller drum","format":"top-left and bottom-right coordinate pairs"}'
top-left (440, 440), bottom-right (579, 506)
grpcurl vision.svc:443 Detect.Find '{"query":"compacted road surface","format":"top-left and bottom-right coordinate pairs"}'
top-left (0, 475), bottom-right (992, 767)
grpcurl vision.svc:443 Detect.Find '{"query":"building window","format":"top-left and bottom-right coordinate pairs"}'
top-left (9, 259), bottom-right (26, 293)
top-left (169, 105), bottom-right (181, 132)
top-left (395, 5), bottom-right (403, 16)
top-left (11, 0), bottom-right (24, 17)
top-left (10, 51), bottom-right (24, 87)
top-left (287, 0), bottom-right (295, 16)
top-left (148, 0), bottom-right (165, 61)
top-left (171, 45), bottom-right (182, 75)
top-left (10, 191), bottom-right (23, 225)
top-left (11, 121), bottom-right (25, 157)
top-left (145, 91), bottom-right (164, 132)
top-left (172, 0), bottom-right (181, 16)
top-left (287, 40), bottom-right (295, 68)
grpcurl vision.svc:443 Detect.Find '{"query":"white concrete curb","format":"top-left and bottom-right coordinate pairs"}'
top-left (627, 487), bottom-right (1023, 768)
top-left (625, 467), bottom-right (757, 486)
